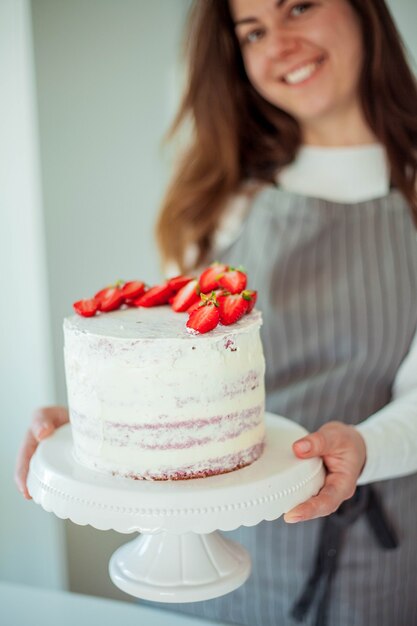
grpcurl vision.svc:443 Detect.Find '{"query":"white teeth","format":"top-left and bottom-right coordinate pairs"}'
top-left (284, 61), bottom-right (321, 85)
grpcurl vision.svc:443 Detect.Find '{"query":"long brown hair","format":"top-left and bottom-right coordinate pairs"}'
top-left (156, 0), bottom-right (417, 272)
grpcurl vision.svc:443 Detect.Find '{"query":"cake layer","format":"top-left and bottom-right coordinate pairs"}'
top-left (64, 306), bottom-right (266, 480)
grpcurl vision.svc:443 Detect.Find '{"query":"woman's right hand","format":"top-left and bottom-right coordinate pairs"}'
top-left (14, 406), bottom-right (69, 499)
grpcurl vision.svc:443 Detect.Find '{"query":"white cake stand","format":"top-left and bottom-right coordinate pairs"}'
top-left (27, 413), bottom-right (324, 603)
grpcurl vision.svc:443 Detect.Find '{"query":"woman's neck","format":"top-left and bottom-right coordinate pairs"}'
top-left (301, 102), bottom-right (377, 147)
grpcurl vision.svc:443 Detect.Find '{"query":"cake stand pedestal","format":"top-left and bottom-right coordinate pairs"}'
top-left (27, 413), bottom-right (325, 603)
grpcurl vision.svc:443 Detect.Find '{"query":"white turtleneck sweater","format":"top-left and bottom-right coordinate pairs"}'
top-left (209, 144), bottom-right (417, 486)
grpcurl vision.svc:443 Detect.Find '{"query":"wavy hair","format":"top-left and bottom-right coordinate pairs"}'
top-left (156, 0), bottom-right (417, 271)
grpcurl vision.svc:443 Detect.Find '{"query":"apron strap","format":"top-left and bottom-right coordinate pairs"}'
top-left (290, 485), bottom-right (399, 625)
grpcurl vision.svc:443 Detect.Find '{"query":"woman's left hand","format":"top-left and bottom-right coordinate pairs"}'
top-left (284, 421), bottom-right (367, 523)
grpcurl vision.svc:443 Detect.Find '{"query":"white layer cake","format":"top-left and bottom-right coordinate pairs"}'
top-left (64, 306), bottom-right (266, 480)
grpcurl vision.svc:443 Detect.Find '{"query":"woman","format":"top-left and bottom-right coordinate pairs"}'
top-left (15, 1), bottom-right (417, 624)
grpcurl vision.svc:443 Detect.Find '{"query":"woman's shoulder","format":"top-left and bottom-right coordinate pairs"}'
top-left (210, 180), bottom-right (272, 256)
top-left (163, 181), bottom-right (271, 277)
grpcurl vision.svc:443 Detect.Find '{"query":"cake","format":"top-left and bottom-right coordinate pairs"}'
top-left (64, 305), bottom-right (266, 480)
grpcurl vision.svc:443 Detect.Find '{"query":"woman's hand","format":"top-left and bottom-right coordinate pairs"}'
top-left (284, 421), bottom-right (366, 523)
top-left (14, 406), bottom-right (69, 499)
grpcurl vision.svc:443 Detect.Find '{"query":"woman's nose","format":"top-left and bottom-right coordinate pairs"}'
top-left (264, 28), bottom-right (300, 60)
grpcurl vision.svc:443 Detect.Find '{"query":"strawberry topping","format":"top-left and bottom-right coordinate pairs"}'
top-left (134, 284), bottom-right (173, 307)
top-left (187, 299), bottom-right (203, 314)
top-left (167, 275), bottom-right (194, 293)
top-left (94, 286), bottom-right (112, 306)
top-left (96, 286), bottom-right (124, 312)
top-left (73, 298), bottom-right (99, 318)
top-left (243, 289), bottom-right (257, 313)
top-left (120, 280), bottom-right (146, 301)
top-left (171, 279), bottom-right (200, 312)
top-left (199, 263), bottom-right (228, 293)
top-left (186, 302), bottom-right (220, 334)
top-left (218, 268), bottom-right (247, 294)
top-left (72, 263), bottom-right (256, 333)
top-left (217, 293), bottom-right (249, 325)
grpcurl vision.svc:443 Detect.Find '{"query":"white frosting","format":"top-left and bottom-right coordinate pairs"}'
top-left (64, 306), bottom-right (266, 479)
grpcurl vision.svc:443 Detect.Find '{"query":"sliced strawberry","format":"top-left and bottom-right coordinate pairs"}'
top-left (199, 263), bottom-right (228, 293)
top-left (171, 279), bottom-right (200, 312)
top-left (186, 290), bottom-right (217, 314)
top-left (120, 280), bottom-right (145, 301)
top-left (186, 303), bottom-right (220, 334)
top-left (187, 299), bottom-right (203, 314)
top-left (218, 268), bottom-right (247, 294)
top-left (209, 288), bottom-right (229, 301)
top-left (94, 286), bottom-right (111, 306)
top-left (95, 286), bottom-right (124, 312)
top-left (94, 283), bottom-right (123, 309)
top-left (167, 275), bottom-right (194, 293)
top-left (243, 289), bottom-right (257, 313)
top-left (73, 298), bottom-right (98, 317)
top-left (134, 284), bottom-right (173, 307)
top-left (217, 293), bottom-right (249, 325)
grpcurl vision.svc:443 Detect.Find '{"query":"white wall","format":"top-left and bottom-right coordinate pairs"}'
top-left (0, 0), bottom-right (67, 589)
top-left (29, 0), bottom-right (190, 601)
top-left (387, 0), bottom-right (417, 70)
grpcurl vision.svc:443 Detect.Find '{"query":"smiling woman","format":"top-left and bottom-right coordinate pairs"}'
top-left (156, 0), bottom-right (417, 269)
top-left (231, 0), bottom-right (369, 145)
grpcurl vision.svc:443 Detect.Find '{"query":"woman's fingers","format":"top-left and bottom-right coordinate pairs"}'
top-left (15, 429), bottom-right (39, 499)
top-left (292, 423), bottom-right (340, 459)
top-left (292, 422), bottom-right (366, 472)
top-left (14, 406), bottom-right (69, 499)
top-left (283, 421), bottom-right (366, 523)
top-left (30, 406), bottom-right (69, 439)
top-left (284, 472), bottom-right (356, 523)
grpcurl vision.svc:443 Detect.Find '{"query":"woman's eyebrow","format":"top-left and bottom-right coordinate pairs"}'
top-left (234, 0), bottom-right (288, 26)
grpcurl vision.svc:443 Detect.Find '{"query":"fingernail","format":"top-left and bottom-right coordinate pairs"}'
top-left (285, 515), bottom-right (303, 524)
top-left (296, 440), bottom-right (311, 453)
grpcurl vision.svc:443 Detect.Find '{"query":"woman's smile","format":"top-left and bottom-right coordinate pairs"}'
top-left (279, 55), bottom-right (325, 85)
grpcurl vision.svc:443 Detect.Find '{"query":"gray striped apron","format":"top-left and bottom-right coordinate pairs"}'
top-left (149, 187), bottom-right (417, 625)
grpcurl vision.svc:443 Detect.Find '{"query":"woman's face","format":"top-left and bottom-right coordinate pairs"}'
top-left (230, 0), bottom-right (364, 133)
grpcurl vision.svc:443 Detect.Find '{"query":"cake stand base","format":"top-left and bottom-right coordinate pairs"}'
top-left (109, 531), bottom-right (250, 602)
top-left (28, 413), bottom-right (325, 603)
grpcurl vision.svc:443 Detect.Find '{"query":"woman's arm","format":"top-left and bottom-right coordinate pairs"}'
top-left (284, 325), bottom-right (417, 523)
top-left (355, 324), bottom-right (417, 484)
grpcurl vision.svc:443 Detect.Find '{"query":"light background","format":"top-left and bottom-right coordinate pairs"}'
top-left (1, 0), bottom-right (416, 608)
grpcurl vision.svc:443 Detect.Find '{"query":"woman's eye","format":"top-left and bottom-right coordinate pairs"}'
top-left (243, 28), bottom-right (264, 45)
top-left (290, 2), bottom-right (313, 17)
